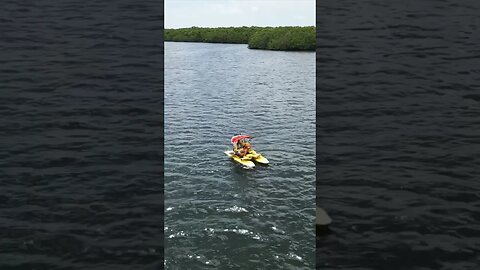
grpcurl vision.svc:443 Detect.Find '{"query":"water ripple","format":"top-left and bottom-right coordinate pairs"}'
top-left (165, 42), bottom-right (315, 269)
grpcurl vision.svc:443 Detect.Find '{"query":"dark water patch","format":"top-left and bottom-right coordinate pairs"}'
top-left (0, 1), bottom-right (163, 269)
top-left (317, 0), bottom-right (480, 269)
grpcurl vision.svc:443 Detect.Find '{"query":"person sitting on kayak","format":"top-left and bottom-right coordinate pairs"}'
top-left (231, 135), bottom-right (253, 158)
top-left (233, 139), bottom-right (245, 157)
top-left (233, 138), bottom-right (252, 158)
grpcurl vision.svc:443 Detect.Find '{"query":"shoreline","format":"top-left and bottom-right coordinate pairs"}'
top-left (165, 26), bottom-right (316, 51)
top-left (165, 40), bottom-right (316, 52)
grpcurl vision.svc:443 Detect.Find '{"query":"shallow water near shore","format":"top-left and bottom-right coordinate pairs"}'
top-left (165, 42), bottom-right (315, 269)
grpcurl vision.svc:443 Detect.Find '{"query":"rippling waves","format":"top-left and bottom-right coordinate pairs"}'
top-left (0, 1), bottom-right (163, 269)
top-left (165, 42), bottom-right (315, 269)
top-left (317, 1), bottom-right (480, 269)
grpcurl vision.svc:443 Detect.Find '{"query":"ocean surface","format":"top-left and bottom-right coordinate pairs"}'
top-left (0, 1), bottom-right (163, 269)
top-left (317, 1), bottom-right (480, 269)
top-left (164, 42), bottom-right (316, 269)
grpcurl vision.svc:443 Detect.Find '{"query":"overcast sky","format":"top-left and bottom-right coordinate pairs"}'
top-left (165, 0), bottom-right (315, 29)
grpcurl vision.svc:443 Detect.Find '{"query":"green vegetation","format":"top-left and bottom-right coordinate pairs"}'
top-left (164, 26), bottom-right (315, 51)
top-left (248, 27), bottom-right (316, 51)
top-left (165, 26), bottom-right (256, 44)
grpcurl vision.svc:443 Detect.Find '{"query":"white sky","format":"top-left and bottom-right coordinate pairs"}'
top-left (165, 0), bottom-right (315, 29)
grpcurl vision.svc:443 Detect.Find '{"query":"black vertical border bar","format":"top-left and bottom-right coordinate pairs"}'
top-left (160, 0), bottom-right (165, 266)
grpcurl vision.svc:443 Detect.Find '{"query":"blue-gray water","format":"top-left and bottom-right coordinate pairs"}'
top-left (165, 42), bottom-right (315, 269)
top-left (0, 1), bottom-right (163, 269)
top-left (317, 1), bottom-right (480, 269)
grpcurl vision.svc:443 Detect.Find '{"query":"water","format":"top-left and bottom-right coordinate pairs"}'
top-left (317, 1), bottom-right (480, 269)
top-left (0, 1), bottom-right (163, 269)
top-left (165, 42), bottom-right (316, 269)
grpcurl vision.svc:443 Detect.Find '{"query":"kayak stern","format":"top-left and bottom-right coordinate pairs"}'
top-left (225, 151), bottom-right (255, 168)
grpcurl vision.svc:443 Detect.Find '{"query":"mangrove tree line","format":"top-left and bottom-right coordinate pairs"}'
top-left (164, 26), bottom-right (315, 51)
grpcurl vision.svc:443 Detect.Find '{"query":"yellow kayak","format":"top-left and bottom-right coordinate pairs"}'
top-left (246, 149), bottom-right (269, 165)
top-left (225, 151), bottom-right (255, 168)
top-left (225, 149), bottom-right (269, 168)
